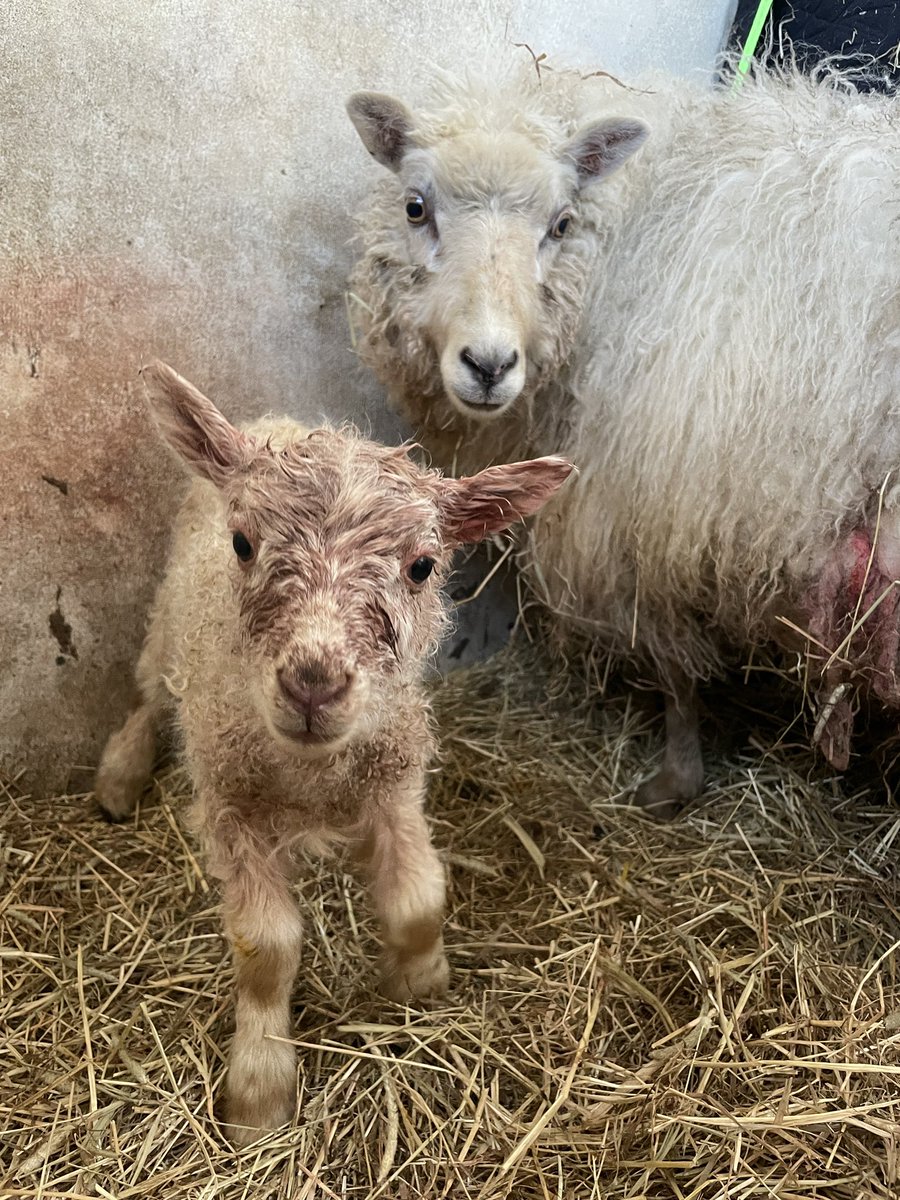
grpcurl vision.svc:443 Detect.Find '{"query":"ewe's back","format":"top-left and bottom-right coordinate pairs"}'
top-left (539, 68), bottom-right (900, 679)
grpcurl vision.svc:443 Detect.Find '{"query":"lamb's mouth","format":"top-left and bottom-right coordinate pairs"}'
top-left (272, 722), bottom-right (349, 754)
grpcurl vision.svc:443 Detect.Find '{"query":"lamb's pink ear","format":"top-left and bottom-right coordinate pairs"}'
top-left (440, 456), bottom-right (574, 545)
top-left (346, 92), bottom-right (415, 172)
top-left (562, 117), bottom-right (648, 185)
top-left (141, 360), bottom-right (253, 487)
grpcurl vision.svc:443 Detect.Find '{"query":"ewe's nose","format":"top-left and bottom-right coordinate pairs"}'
top-left (460, 347), bottom-right (519, 390)
top-left (277, 664), bottom-right (353, 718)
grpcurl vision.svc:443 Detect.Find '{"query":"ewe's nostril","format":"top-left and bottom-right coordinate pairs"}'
top-left (277, 667), bottom-right (353, 716)
top-left (460, 347), bottom-right (519, 388)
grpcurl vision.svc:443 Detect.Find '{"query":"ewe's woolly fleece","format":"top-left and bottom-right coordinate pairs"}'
top-left (351, 61), bottom-right (900, 687)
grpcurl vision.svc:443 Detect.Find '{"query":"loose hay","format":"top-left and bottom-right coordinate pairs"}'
top-left (2, 639), bottom-right (900, 1198)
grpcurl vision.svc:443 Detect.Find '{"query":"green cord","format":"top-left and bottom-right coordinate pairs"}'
top-left (732, 0), bottom-right (776, 91)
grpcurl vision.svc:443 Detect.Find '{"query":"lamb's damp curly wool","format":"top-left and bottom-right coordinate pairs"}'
top-left (94, 361), bottom-right (571, 1145)
top-left (347, 60), bottom-right (900, 807)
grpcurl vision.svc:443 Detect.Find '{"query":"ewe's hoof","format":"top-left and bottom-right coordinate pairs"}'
top-left (381, 948), bottom-right (450, 1003)
top-left (634, 766), bottom-right (701, 821)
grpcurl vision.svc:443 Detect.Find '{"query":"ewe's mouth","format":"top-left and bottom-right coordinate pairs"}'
top-left (450, 388), bottom-right (512, 418)
top-left (459, 395), bottom-right (508, 412)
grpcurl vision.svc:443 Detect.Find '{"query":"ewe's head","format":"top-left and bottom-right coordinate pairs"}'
top-left (144, 362), bottom-right (572, 757)
top-left (347, 87), bottom-right (647, 421)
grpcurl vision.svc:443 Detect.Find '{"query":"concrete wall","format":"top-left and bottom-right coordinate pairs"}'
top-left (1, 0), bottom-right (735, 793)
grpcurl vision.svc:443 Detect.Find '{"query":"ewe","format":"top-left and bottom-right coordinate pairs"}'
top-left (347, 65), bottom-right (900, 815)
top-left (95, 361), bottom-right (571, 1144)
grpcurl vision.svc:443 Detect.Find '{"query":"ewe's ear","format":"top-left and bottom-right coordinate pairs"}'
top-left (141, 360), bottom-right (253, 487)
top-left (440, 456), bottom-right (574, 545)
top-left (562, 117), bottom-right (648, 185)
top-left (346, 91), bottom-right (415, 172)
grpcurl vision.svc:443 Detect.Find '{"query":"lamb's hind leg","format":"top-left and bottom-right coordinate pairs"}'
top-left (360, 776), bottom-right (449, 1003)
top-left (95, 611), bottom-right (168, 821)
top-left (634, 678), bottom-right (704, 820)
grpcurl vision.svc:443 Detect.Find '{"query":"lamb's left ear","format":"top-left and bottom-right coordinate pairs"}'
top-left (562, 117), bottom-right (649, 186)
top-left (346, 92), bottom-right (415, 172)
top-left (440, 457), bottom-right (575, 546)
top-left (141, 360), bottom-right (254, 487)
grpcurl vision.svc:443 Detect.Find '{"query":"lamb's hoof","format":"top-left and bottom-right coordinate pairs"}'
top-left (224, 1082), bottom-right (295, 1149)
top-left (224, 1041), bottom-right (296, 1148)
top-left (95, 799), bottom-right (131, 825)
top-left (224, 1108), bottom-right (292, 1150)
top-left (94, 769), bottom-right (144, 823)
top-left (634, 767), bottom-right (701, 821)
top-left (381, 947), bottom-right (450, 1003)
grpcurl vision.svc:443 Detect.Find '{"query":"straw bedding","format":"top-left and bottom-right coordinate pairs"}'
top-left (2, 636), bottom-right (899, 1198)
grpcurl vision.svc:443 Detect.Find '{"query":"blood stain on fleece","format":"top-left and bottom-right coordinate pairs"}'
top-left (804, 517), bottom-right (900, 770)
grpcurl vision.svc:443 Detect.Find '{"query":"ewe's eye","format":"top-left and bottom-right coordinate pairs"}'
top-left (405, 193), bottom-right (427, 225)
top-left (550, 211), bottom-right (573, 240)
top-left (407, 556), bottom-right (434, 584)
top-left (232, 532), bottom-right (254, 562)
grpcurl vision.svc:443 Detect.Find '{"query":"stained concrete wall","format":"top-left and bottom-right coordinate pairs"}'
top-left (1, 0), bottom-right (735, 793)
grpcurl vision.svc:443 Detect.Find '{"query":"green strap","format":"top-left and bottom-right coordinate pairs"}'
top-left (732, 0), bottom-right (776, 91)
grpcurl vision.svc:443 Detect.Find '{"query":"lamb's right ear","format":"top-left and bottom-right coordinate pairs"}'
top-left (346, 92), bottom-right (415, 172)
top-left (141, 360), bottom-right (253, 487)
top-left (440, 456), bottom-right (575, 545)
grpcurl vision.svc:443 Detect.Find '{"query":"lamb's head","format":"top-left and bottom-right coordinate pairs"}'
top-left (144, 361), bottom-right (573, 756)
top-left (347, 88), bottom-right (647, 421)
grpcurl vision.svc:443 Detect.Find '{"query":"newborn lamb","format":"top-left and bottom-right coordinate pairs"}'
top-left (95, 360), bottom-right (572, 1144)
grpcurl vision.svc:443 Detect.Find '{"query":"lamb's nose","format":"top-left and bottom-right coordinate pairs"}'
top-left (460, 347), bottom-right (519, 388)
top-left (277, 666), bottom-right (353, 717)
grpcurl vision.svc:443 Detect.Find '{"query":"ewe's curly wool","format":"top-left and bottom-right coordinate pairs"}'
top-left (350, 62), bottom-right (900, 712)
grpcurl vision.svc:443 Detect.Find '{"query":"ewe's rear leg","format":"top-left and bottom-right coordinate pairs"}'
top-left (95, 615), bottom-right (167, 821)
top-left (362, 785), bottom-right (449, 1003)
top-left (635, 679), bottom-right (704, 820)
top-left (221, 860), bottom-right (303, 1148)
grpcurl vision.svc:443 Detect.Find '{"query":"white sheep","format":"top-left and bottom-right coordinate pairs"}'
top-left (94, 361), bottom-right (571, 1145)
top-left (346, 63), bottom-right (900, 815)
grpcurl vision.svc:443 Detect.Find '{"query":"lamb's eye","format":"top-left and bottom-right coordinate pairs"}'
top-left (550, 212), bottom-right (573, 239)
top-left (232, 532), bottom-right (254, 562)
top-left (407, 556), bottom-right (434, 584)
top-left (405, 194), bottom-right (427, 225)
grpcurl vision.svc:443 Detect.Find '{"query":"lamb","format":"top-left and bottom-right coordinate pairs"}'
top-left (94, 361), bottom-right (572, 1145)
top-left (345, 62), bottom-right (900, 816)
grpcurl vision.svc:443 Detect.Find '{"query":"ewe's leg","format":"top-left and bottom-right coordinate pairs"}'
top-left (95, 613), bottom-right (168, 821)
top-left (361, 784), bottom-right (448, 1002)
top-left (635, 679), bottom-right (704, 820)
top-left (221, 861), bottom-right (303, 1147)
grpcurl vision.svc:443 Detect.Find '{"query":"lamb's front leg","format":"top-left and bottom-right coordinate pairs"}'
top-left (219, 854), bottom-right (303, 1147)
top-left (361, 777), bottom-right (449, 1003)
